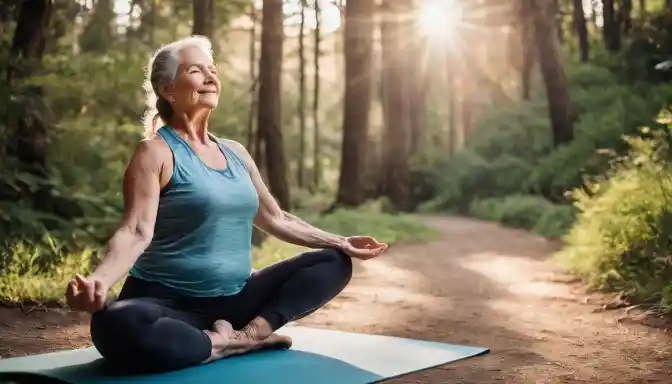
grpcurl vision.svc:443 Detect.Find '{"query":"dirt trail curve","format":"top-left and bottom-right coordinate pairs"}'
top-left (1, 216), bottom-right (671, 383)
top-left (297, 216), bottom-right (672, 383)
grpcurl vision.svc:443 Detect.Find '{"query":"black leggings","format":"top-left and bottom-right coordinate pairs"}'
top-left (90, 248), bottom-right (352, 373)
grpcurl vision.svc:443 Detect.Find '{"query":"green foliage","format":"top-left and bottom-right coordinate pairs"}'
top-left (556, 120), bottom-right (672, 306)
top-left (414, 61), bottom-right (672, 222)
top-left (0, 237), bottom-right (99, 304)
top-left (469, 195), bottom-right (576, 238)
top-left (1, 206), bottom-right (436, 304)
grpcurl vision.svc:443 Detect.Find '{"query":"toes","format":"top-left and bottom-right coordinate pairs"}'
top-left (212, 319), bottom-right (234, 333)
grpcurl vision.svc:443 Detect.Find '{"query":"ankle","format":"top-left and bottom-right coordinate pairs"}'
top-left (241, 317), bottom-right (273, 341)
top-left (204, 330), bottom-right (228, 349)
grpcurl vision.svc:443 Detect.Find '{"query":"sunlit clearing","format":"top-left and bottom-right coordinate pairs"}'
top-left (417, 0), bottom-right (461, 41)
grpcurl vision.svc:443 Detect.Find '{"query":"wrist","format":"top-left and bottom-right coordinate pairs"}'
top-left (335, 236), bottom-right (348, 250)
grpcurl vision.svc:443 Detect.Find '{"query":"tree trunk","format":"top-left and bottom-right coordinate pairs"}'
top-left (297, 0), bottom-right (307, 188)
top-left (257, 0), bottom-right (291, 210)
top-left (380, 0), bottom-right (411, 211)
top-left (8, 0), bottom-right (52, 86)
top-left (552, 0), bottom-right (564, 43)
top-left (313, 0), bottom-right (321, 190)
top-left (447, 71), bottom-right (457, 155)
top-left (572, 0), bottom-right (589, 62)
top-left (639, 0), bottom-right (646, 18)
top-left (531, 0), bottom-right (574, 147)
top-left (408, 15), bottom-right (426, 155)
top-left (334, 0), bottom-right (375, 207)
top-left (521, 0), bottom-right (535, 100)
top-left (8, 0), bottom-right (53, 167)
top-left (619, 0), bottom-right (633, 35)
top-left (192, 0), bottom-right (214, 38)
top-left (602, 0), bottom-right (620, 51)
top-left (247, 5), bottom-right (258, 152)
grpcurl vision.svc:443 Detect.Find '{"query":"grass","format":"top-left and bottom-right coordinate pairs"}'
top-left (0, 208), bottom-right (437, 305)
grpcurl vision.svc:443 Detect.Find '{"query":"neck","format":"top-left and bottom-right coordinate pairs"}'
top-left (170, 110), bottom-right (211, 144)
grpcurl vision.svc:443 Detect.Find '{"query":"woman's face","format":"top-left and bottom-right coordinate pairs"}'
top-left (166, 45), bottom-right (221, 114)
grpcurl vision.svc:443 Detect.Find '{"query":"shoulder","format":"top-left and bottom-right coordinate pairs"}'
top-left (220, 138), bottom-right (251, 157)
top-left (219, 138), bottom-right (254, 164)
top-left (127, 135), bottom-right (171, 173)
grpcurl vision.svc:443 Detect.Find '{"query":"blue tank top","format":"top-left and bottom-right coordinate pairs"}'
top-left (128, 126), bottom-right (259, 297)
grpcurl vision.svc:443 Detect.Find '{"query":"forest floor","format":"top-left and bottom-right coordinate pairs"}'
top-left (1, 216), bottom-right (671, 383)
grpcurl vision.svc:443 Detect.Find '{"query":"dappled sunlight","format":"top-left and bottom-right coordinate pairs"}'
top-left (459, 252), bottom-right (575, 300)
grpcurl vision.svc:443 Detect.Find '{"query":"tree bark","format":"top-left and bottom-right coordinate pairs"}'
top-left (531, 0), bottom-right (574, 146)
top-left (313, 0), bottom-right (321, 190)
top-left (297, 0), bottom-right (307, 188)
top-left (602, 0), bottom-right (620, 51)
top-left (8, 0), bottom-right (52, 85)
top-left (520, 0), bottom-right (535, 100)
top-left (334, 0), bottom-right (375, 207)
top-left (619, 0), bottom-right (633, 35)
top-left (408, 16), bottom-right (426, 155)
top-left (247, 5), bottom-right (258, 153)
top-left (192, 0), bottom-right (214, 38)
top-left (8, 0), bottom-right (53, 167)
top-left (572, 0), bottom-right (589, 62)
top-left (380, 0), bottom-right (411, 211)
top-left (257, 0), bottom-right (291, 210)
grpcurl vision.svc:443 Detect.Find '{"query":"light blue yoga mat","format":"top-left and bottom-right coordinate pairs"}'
top-left (0, 326), bottom-right (488, 384)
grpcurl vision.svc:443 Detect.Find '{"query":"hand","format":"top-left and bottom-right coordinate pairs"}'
top-left (65, 274), bottom-right (108, 313)
top-left (341, 236), bottom-right (388, 260)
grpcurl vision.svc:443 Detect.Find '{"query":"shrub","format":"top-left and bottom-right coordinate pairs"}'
top-left (469, 195), bottom-right (576, 238)
top-left (556, 120), bottom-right (672, 306)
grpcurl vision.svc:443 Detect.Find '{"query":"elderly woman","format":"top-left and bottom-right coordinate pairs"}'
top-left (65, 36), bottom-right (388, 374)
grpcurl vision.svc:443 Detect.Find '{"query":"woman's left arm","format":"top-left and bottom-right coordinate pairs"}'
top-left (226, 141), bottom-right (346, 250)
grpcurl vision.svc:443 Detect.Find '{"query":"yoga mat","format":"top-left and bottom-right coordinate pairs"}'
top-left (0, 326), bottom-right (489, 384)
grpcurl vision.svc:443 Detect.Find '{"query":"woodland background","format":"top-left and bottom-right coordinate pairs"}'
top-left (0, 0), bottom-right (671, 315)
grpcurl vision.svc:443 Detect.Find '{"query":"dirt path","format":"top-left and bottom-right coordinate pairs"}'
top-left (1, 216), bottom-right (671, 383)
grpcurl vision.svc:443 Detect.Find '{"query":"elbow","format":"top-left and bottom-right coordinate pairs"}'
top-left (254, 213), bottom-right (284, 236)
top-left (127, 222), bottom-right (153, 249)
top-left (135, 228), bottom-right (153, 249)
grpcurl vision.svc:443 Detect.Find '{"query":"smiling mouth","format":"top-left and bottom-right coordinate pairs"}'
top-left (198, 90), bottom-right (217, 95)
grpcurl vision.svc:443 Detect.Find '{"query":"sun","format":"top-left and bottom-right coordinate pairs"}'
top-left (417, 0), bottom-right (461, 40)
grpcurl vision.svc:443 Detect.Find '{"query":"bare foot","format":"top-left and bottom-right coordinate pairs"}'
top-left (203, 320), bottom-right (292, 362)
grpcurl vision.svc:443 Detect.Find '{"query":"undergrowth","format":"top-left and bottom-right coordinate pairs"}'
top-left (0, 206), bottom-right (437, 304)
top-left (556, 118), bottom-right (672, 309)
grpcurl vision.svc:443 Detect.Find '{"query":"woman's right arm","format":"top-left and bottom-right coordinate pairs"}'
top-left (89, 139), bottom-right (165, 290)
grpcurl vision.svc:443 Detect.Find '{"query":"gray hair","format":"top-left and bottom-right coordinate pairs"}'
top-left (141, 36), bottom-right (214, 138)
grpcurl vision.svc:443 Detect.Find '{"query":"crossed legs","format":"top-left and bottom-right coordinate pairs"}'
top-left (90, 248), bottom-right (353, 373)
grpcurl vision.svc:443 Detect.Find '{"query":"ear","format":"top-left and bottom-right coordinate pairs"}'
top-left (157, 84), bottom-right (174, 102)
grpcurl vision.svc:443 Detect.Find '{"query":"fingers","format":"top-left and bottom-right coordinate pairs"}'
top-left (93, 280), bottom-right (107, 311)
top-left (76, 274), bottom-right (95, 306)
top-left (66, 279), bottom-right (79, 297)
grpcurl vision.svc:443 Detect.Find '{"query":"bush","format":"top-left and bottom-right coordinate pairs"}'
top-left (556, 120), bottom-right (672, 306)
top-left (1, 205), bottom-right (437, 304)
top-left (469, 195), bottom-right (576, 238)
top-left (411, 61), bottom-right (672, 243)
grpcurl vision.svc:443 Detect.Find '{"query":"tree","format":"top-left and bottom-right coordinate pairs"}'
top-left (192, 0), bottom-right (214, 38)
top-left (602, 0), bottom-right (620, 51)
top-left (380, 0), bottom-right (411, 210)
top-left (520, 0), bottom-right (536, 100)
top-left (7, 0), bottom-right (54, 167)
top-left (334, 0), bottom-right (375, 207)
top-left (257, 0), bottom-right (291, 210)
top-left (312, 0), bottom-right (322, 190)
top-left (572, 0), bottom-right (589, 62)
top-left (297, 0), bottom-right (307, 188)
top-left (408, 4), bottom-right (427, 154)
top-left (531, 0), bottom-right (574, 146)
